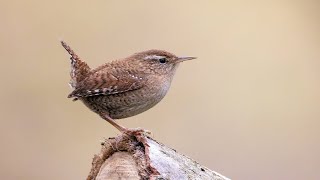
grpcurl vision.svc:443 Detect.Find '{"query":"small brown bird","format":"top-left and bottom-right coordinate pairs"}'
top-left (61, 41), bottom-right (195, 134)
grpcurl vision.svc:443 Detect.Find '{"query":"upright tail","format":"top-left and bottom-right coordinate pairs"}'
top-left (61, 41), bottom-right (91, 89)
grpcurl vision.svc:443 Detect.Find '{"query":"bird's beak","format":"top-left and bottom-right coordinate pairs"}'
top-left (176, 56), bottom-right (197, 63)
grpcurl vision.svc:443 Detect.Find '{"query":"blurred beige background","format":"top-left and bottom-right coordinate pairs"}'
top-left (1, 0), bottom-right (319, 180)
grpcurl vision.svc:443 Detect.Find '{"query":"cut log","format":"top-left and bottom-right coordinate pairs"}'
top-left (87, 133), bottom-right (230, 180)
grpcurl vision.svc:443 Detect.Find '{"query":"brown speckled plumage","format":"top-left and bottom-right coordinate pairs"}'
top-left (61, 41), bottom-right (195, 133)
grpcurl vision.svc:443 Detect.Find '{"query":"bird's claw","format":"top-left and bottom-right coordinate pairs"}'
top-left (122, 127), bottom-right (151, 136)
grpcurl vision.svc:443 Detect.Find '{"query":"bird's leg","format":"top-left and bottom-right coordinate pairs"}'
top-left (101, 113), bottom-right (127, 132)
top-left (101, 114), bottom-right (151, 136)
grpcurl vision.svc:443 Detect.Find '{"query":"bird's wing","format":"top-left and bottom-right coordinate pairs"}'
top-left (68, 68), bottom-right (147, 98)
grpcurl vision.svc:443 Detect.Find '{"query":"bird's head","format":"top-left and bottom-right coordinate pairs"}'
top-left (130, 49), bottom-right (196, 75)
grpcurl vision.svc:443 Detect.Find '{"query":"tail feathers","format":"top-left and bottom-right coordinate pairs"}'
top-left (61, 41), bottom-right (91, 88)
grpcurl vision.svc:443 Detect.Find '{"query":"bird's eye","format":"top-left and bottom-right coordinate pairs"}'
top-left (159, 57), bottom-right (167, 63)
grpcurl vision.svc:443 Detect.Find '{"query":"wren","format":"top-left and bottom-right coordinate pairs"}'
top-left (61, 41), bottom-right (195, 134)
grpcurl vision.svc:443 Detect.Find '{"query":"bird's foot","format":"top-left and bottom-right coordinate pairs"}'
top-left (122, 127), bottom-right (151, 137)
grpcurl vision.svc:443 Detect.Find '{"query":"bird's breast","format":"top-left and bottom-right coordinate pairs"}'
top-left (81, 76), bottom-right (173, 119)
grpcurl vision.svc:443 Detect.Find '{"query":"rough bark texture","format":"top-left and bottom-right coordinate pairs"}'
top-left (87, 133), bottom-right (230, 180)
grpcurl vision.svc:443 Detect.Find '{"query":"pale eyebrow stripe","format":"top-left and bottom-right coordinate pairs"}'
top-left (144, 55), bottom-right (165, 60)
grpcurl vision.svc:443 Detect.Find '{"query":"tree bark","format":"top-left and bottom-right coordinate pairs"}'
top-left (87, 133), bottom-right (230, 180)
